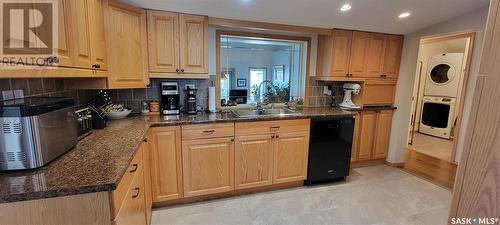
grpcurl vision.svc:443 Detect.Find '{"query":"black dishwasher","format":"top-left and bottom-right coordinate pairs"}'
top-left (305, 116), bottom-right (355, 184)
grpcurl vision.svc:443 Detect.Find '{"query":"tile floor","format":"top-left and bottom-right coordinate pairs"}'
top-left (151, 165), bottom-right (452, 225)
top-left (408, 132), bottom-right (454, 162)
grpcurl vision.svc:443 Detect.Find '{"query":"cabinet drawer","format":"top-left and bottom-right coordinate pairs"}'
top-left (235, 119), bottom-right (310, 136)
top-left (111, 147), bottom-right (143, 217)
top-left (363, 81), bottom-right (396, 106)
top-left (181, 123), bottom-right (234, 140)
top-left (112, 162), bottom-right (146, 225)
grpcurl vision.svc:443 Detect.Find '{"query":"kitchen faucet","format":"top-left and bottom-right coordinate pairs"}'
top-left (256, 80), bottom-right (277, 111)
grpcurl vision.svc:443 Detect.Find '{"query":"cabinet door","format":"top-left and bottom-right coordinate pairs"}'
top-left (348, 31), bottom-right (369, 77)
top-left (88, 0), bottom-right (107, 70)
top-left (330, 30), bottom-right (352, 77)
top-left (149, 126), bottom-right (182, 202)
top-left (71, 0), bottom-right (92, 68)
top-left (383, 35), bottom-right (403, 79)
top-left (273, 131), bottom-right (309, 184)
top-left (147, 11), bottom-right (179, 73)
top-left (179, 14), bottom-right (208, 74)
top-left (235, 134), bottom-right (274, 189)
top-left (373, 110), bottom-right (393, 159)
top-left (56, 0), bottom-right (73, 67)
top-left (358, 111), bottom-right (376, 161)
top-left (363, 81), bottom-right (396, 106)
top-left (105, 0), bottom-right (149, 88)
top-left (182, 137), bottom-right (234, 197)
top-left (365, 33), bottom-right (387, 78)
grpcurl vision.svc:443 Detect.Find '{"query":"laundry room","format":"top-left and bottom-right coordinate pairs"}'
top-left (405, 32), bottom-right (475, 187)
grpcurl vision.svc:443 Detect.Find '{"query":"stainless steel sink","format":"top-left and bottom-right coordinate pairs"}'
top-left (230, 108), bottom-right (301, 118)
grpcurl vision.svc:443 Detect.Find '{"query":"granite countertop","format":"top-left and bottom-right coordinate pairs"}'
top-left (0, 106), bottom-right (365, 203)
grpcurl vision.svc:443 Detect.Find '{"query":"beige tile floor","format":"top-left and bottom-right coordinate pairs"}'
top-left (408, 132), bottom-right (454, 162)
top-left (151, 165), bottom-right (452, 225)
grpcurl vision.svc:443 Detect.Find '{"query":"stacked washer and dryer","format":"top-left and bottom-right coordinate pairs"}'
top-left (419, 53), bottom-right (464, 139)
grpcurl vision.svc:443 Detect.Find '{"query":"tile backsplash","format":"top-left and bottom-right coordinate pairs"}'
top-left (308, 79), bottom-right (344, 107)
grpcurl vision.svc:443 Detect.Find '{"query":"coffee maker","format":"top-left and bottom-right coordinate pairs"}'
top-left (160, 82), bottom-right (180, 115)
top-left (185, 86), bottom-right (197, 114)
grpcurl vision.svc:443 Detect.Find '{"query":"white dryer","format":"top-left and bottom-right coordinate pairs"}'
top-left (419, 96), bottom-right (456, 139)
top-left (424, 53), bottom-right (464, 98)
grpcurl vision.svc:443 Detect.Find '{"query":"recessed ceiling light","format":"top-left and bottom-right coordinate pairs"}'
top-left (340, 4), bottom-right (352, 12)
top-left (398, 12), bottom-right (411, 18)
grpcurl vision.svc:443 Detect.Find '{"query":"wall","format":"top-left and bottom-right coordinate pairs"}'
top-left (387, 6), bottom-right (489, 164)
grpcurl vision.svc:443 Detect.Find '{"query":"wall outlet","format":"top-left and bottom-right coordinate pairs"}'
top-left (323, 86), bottom-right (332, 95)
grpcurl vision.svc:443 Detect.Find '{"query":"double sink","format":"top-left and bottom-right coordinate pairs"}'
top-left (230, 108), bottom-right (301, 118)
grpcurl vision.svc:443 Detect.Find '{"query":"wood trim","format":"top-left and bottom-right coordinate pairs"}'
top-left (208, 17), bottom-right (331, 35)
top-left (419, 31), bottom-right (478, 44)
top-left (350, 159), bottom-right (386, 168)
top-left (384, 161), bottom-right (405, 168)
top-left (215, 30), bottom-right (312, 109)
top-left (149, 72), bottom-right (209, 79)
top-left (152, 181), bottom-right (303, 208)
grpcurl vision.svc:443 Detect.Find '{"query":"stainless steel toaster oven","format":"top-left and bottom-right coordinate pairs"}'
top-left (0, 97), bottom-right (78, 171)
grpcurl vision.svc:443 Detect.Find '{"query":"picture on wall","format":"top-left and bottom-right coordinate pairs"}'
top-left (274, 65), bottom-right (285, 81)
top-left (237, 79), bottom-right (247, 87)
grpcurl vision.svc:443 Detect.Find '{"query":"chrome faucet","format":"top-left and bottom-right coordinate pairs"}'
top-left (256, 80), bottom-right (277, 111)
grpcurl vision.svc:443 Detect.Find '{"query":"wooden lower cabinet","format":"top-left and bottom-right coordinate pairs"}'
top-left (182, 137), bottom-right (235, 197)
top-left (353, 110), bottom-right (394, 162)
top-left (235, 134), bottom-right (274, 189)
top-left (273, 131), bottom-right (310, 183)
top-left (149, 126), bottom-right (183, 202)
top-left (112, 162), bottom-right (146, 225)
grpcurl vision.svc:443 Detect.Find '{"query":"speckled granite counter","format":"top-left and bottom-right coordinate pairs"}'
top-left (0, 107), bottom-right (357, 203)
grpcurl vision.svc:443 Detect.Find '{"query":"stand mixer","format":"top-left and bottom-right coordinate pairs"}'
top-left (339, 83), bottom-right (361, 109)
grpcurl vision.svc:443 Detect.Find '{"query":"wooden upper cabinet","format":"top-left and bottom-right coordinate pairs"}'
top-left (182, 137), bottom-right (234, 197)
top-left (373, 110), bottom-right (393, 159)
top-left (149, 126), bottom-right (183, 203)
top-left (105, 0), bottom-right (149, 88)
top-left (348, 31), bottom-right (369, 77)
top-left (71, 0), bottom-right (93, 68)
top-left (56, 0), bottom-right (73, 67)
top-left (235, 134), bottom-right (274, 189)
top-left (88, 0), bottom-right (107, 70)
top-left (179, 14), bottom-right (208, 74)
top-left (273, 131), bottom-right (309, 184)
top-left (383, 35), bottom-right (403, 79)
top-left (147, 11), bottom-right (179, 73)
top-left (329, 30), bottom-right (352, 77)
top-left (358, 111), bottom-right (376, 161)
top-left (365, 33), bottom-right (387, 78)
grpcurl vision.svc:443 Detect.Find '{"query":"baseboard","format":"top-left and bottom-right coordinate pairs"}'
top-left (350, 159), bottom-right (386, 168)
top-left (384, 161), bottom-right (405, 168)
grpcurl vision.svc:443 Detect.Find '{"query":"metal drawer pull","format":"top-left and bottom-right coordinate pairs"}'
top-left (270, 126), bottom-right (280, 129)
top-left (202, 130), bottom-right (215, 134)
top-left (129, 164), bottom-right (138, 173)
top-left (131, 188), bottom-right (140, 198)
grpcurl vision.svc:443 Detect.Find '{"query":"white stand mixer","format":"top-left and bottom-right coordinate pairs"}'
top-left (339, 83), bottom-right (361, 109)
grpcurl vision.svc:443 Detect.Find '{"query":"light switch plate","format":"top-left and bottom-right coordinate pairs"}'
top-left (323, 86), bottom-right (332, 95)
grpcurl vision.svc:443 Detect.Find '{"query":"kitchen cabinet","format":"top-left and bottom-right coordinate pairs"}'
top-left (88, 0), bottom-right (107, 70)
top-left (147, 11), bottom-right (208, 78)
top-left (361, 80), bottom-right (397, 106)
top-left (182, 137), bottom-right (235, 197)
top-left (149, 126), bottom-right (183, 202)
top-left (141, 141), bottom-right (152, 224)
top-left (234, 134), bottom-right (274, 189)
top-left (273, 131), bottom-right (310, 183)
top-left (316, 29), bottom-right (403, 80)
top-left (104, 0), bottom-right (149, 88)
top-left (56, 0), bottom-right (73, 67)
top-left (354, 110), bottom-right (394, 162)
top-left (71, 0), bottom-right (93, 68)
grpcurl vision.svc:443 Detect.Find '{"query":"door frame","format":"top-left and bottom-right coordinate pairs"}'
top-left (409, 31), bottom-right (476, 164)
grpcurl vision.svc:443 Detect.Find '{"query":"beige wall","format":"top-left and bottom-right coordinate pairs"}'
top-left (387, 6), bottom-right (489, 163)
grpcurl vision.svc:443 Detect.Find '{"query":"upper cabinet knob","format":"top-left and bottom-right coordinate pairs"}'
top-left (180, 69), bottom-right (185, 73)
top-left (176, 68), bottom-right (180, 73)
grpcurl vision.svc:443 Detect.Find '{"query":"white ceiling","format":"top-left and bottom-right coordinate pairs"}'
top-left (123, 0), bottom-right (489, 34)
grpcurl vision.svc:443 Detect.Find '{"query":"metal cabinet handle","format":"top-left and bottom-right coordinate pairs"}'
top-left (231, 138), bottom-right (234, 142)
top-left (180, 69), bottom-right (185, 73)
top-left (131, 188), bottom-right (140, 198)
top-left (176, 68), bottom-right (180, 73)
top-left (202, 130), bottom-right (215, 134)
top-left (270, 126), bottom-right (280, 129)
top-left (276, 135), bottom-right (280, 138)
top-left (129, 164), bottom-right (138, 173)
top-left (143, 138), bottom-right (147, 143)
top-left (271, 135), bottom-right (276, 139)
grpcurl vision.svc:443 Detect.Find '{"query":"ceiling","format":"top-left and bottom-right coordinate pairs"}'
top-left (123, 0), bottom-right (489, 34)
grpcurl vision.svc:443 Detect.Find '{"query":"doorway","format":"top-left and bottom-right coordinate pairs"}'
top-left (405, 32), bottom-right (475, 188)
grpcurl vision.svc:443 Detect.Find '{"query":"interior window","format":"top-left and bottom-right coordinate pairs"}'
top-left (249, 68), bottom-right (266, 103)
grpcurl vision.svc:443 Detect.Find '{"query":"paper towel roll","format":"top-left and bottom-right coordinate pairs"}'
top-left (208, 86), bottom-right (216, 113)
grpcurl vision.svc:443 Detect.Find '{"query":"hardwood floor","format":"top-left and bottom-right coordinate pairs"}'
top-left (151, 165), bottom-right (452, 225)
top-left (407, 132), bottom-right (454, 162)
top-left (404, 149), bottom-right (457, 189)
